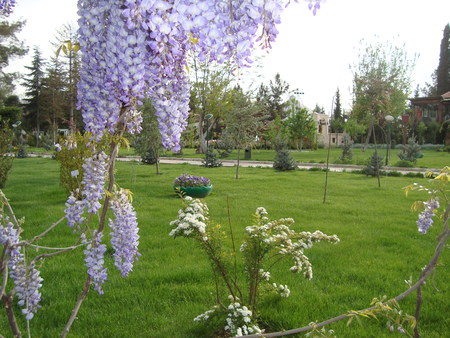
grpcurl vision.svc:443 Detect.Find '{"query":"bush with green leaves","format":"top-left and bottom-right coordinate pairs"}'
top-left (54, 132), bottom-right (110, 198)
top-left (0, 125), bottom-right (14, 188)
top-left (170, 197), bottom-right (339, 336)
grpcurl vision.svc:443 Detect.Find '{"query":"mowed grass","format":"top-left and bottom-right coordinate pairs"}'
top-left (28, 146), bottom-right (449, 169)
top-left (1, 158), bottom-right (448, 337)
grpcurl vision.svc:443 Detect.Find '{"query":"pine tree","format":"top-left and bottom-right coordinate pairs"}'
top-left (22, 46), bottom-right (45, 145)
top-left (398, 137), bottom-right (422, 163)
top-left (273, 136), bottom-right (297, 171)
top-left (364, 151), bottom-right (383, 177)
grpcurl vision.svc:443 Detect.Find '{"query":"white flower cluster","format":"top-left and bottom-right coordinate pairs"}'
top-left (272, 283), bottom-right (291, 298)
top-left (169, 196), bottom-right (209, 241)
top-left (224, 299), bottom-right (262, 337)
top-left (259, 269), bottom-right (270, 281)
top-left (242, 208), bottom-right (340, 280)
top-left (193, 307), bottom-right (217, 322)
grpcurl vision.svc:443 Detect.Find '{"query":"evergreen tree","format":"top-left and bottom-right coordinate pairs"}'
top-left (0, 18), bottom-right (27, 104)
top-left (41, 57), bottom-right (67, 142)
top-left (22, 46), bottom-right (45, 145)
top-left (398, 137), bottom-right (422, 163)
top-left (256, 73), bottom-right (290, 121)
top-left (333, 88), bottom-right (342, 120)
top-left (339, 135), bottom-right (353, 162)
top-left (436, 24), bottom-right (450, 95)
top-left (133, 99), bottom-right (163, 174)
top-left (364, 151), bottom-right (383, 177)
top-left (273, 135), bottom-right (297, 171)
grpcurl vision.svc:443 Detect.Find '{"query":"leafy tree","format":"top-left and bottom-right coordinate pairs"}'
top-left (351, 40), bottom-right (415, 150)
top-left (223, 86), bottom-right (261, 179)
top-left (285, 101), bottom-right (316, 151)
top-left (22, 46), bottom-right (45, 146)
top-left (133, 99), bottom-right (163, 174)
top-left (190, 59), bottom-right (234, 153)
top-left (343, 118), bottom-right (365, 143)
top-left (0, 18), bottom-right (27, 104)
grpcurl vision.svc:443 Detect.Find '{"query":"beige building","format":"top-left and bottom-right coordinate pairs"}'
top-left (311, 112), bottom-right (348, 147)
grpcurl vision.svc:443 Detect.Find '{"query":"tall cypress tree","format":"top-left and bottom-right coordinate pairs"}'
top-left (22, 46), bottom-right (45, 145)
top-left (436, 24), bottom-right (450, 95)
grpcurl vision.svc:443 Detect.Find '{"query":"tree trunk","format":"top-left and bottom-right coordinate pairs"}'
top-left (363, 121), bottom-right (374, 152)
top-left (235, 147), bottom-right (241, 179)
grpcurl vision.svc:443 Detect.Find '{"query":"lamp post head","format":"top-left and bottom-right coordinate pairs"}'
top-left (385, 115), bottom-right (394, 122)
top-left (204, 114), bottom-right (213, 120)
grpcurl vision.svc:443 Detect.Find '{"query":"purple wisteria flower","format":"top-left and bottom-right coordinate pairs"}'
top-left (174, 173), bottom-right (211, 187)
top-left (1, 214), bottom-right (43, 320)
top-left (76, 0), bottom-right (321, 152)
top-left (82, 231), bottom-right (107, 294)
top-left (0, 0), bottom-right (16, 16)
top-left (108, 188), bottom-right (140, 277)
top-left (417, 198), bottom-right (439, 234)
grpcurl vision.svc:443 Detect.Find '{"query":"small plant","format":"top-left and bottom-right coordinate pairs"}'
top-left (398, 137), bottom-right (422, 164)
top-left (173, 173), bottom-right (211, 187)
top-left (170, 197), bottom-right (339, 336)
top-left (364, 151), bottom-right (383, 177)
top-left (339, 135), bottom-right (353, 162)
top-left (202, 146), bottom-right (222, 168)
top-left (273, 136), bottom-right (297, 171)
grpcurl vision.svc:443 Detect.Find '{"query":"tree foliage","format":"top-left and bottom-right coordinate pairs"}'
top-left (0, 18), bottom-right (27, 104)
top-left (351, 40), bottom-right (415, 148)
top-left (133, 99), bottom-right (163, 174)
top-left (285, 101), bottom-right (316, 151)
top-left (256, 73), bottom-right (290, 121)
top-left (22, 46), bottom-right (45, 143)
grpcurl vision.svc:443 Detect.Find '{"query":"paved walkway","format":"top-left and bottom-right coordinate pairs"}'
top-left (28, 152), bottom-right (441, 175)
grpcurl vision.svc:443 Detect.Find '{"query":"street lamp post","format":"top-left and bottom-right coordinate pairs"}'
top-left (385, 115), bottom-right (394, 166)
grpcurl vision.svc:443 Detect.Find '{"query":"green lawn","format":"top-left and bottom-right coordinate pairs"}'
top-left (161, 147), bottom-right (449, 169)
top-left (1, 158), bottom-right (448, 337)
top-left (28, 145), bottom-right (450, 169)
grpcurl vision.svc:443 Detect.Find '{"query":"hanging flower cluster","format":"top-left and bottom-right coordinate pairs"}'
top-left (82, 231), bottom-right (107, 294)
top-left (416, 198), bottom-right (440, 234)
top-left (1, 214), bottom-right (43, 320)
top-left (76, 0), bottom-right (324, 151)
top-left (108, 188), bottom-right (140, 277)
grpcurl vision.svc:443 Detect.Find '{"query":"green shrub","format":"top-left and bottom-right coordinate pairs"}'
top-left (0, 126), bottom-right (14, 188)
top-left (398, 137), bottom-right (421, 163)
top-left (55, 132), bottom-right (110, 197)
top-left (363, 151), bottom-right (383, 177)
top-left (394, 160), bottom-right (414, 168)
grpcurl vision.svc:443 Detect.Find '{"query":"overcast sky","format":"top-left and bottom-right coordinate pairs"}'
top-left (6, 0), bottom-right (450, 113)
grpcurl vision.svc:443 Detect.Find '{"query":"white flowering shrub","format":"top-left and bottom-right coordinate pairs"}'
top-left (170, 197), bottom-right (340, 335)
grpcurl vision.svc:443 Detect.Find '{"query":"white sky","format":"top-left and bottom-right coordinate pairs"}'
top-left (5, 0), bottom-right (450, 113)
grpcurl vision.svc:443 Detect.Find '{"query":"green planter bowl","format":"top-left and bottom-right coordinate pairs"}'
top-left (173, 184), bottom-right (213, 198)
